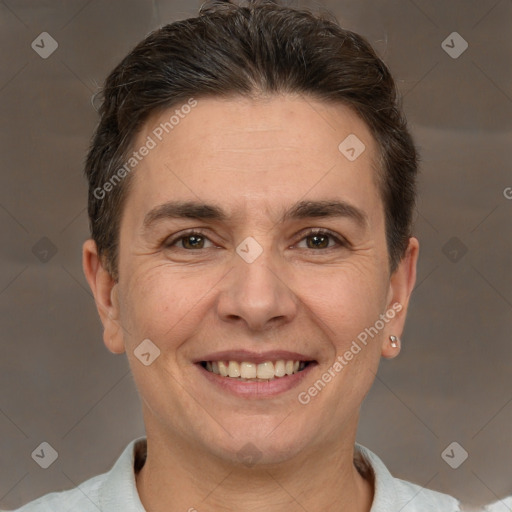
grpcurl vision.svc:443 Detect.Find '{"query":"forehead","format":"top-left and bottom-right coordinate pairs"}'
top-left (125, 94), bottom-right (382, 225)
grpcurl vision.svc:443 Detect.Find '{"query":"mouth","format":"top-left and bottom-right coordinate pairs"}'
top-left (199, 359), bottom-right (314, 382)
top-left (194, 351), bottom-right (318, 398)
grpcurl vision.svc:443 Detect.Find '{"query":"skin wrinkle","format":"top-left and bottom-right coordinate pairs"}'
top-left (139, 199), bottom-right (370, 252)
top-left (83, 94), bottom-right (419, 512)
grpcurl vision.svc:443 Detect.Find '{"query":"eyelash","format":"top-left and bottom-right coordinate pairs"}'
top-left (163, 228), bottom-right (348, 251)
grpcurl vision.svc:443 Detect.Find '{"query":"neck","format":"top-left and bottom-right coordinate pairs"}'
top-left (136, 425), bottom-right (374, 512)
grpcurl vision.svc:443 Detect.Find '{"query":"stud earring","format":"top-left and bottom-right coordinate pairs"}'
top-left (389, 335), bottom-right (399, 348)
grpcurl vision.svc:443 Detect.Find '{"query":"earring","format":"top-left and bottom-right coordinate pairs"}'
top-left (389, 335), bottom-right (399, 348)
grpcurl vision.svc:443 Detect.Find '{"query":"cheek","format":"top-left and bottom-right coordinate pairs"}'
top-left (302, 270), bottom-right (386, 411)
top-left (118, 264), bottom-right (223, 348)
top-left (292, 263), bottom-right (388, 337)
top-left (118, 247), bottom-right (389, 356)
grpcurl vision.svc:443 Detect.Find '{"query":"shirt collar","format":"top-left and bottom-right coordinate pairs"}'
top-left (355, 443), bottom-right (460, 512)
top-left (96, 438), bottom-right (459, 512)
top-left (98, 436), bottom-right (147, 511)
top-left (355, 442), bottom-right (401, 510)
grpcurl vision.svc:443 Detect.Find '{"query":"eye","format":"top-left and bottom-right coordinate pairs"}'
top-left (295, 229), bottom-right (347, 250)
top-left (162, 228), bottom-right (348, 252)
top-left (163, 230), bottom-right (215, 250)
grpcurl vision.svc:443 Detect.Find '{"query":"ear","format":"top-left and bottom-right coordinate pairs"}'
top-left (381, 237), bottom-right (419, 359)
top-left (82, 239), bottom-right (125, 354)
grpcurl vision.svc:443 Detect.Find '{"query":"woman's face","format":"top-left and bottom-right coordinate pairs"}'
top-left (99, 94), bottom-right (417, 464)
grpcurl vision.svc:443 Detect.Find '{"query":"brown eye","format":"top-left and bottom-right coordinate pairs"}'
top-left (296, 229), bottom-right (346, 250)
top-left (181, 234), bottom-right (205, 249)
top-left (306, 233), bottom-right (330, 249)
top-left (164, 230), bottom-right (214, 250)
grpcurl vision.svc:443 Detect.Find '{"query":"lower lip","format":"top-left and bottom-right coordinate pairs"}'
top-left (196, 362), bottom-right (317, 399)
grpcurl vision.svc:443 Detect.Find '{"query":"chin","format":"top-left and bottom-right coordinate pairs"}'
top-left (201, 416), bottom-right (314, 466)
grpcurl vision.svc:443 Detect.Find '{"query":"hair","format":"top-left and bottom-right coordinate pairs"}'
top-left (85, 0), bottom-right (418, 280)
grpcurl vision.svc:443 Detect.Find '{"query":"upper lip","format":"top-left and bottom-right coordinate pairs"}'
top-left (194, 350), bottom-right (316, 365)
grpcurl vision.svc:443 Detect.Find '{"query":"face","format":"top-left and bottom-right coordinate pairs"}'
top-left (84, 94), bottom-right (418, 465)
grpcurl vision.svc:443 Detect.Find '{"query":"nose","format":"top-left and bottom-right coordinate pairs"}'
top-left (215, 247), bottom-right (299, 333)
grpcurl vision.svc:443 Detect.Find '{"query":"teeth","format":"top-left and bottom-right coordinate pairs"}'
top-left (204, 359), bottom-right (308, 380)
top-left (257, 361), bottom-right (274, 379)
top-left (240, 362), bottom-right (257, 379)
top-left (274, 360), bottom-right (286, 377)
top-left (228, 361), bottom-right (241, 378)
top-left (218, 361), bottom-right (229, 377)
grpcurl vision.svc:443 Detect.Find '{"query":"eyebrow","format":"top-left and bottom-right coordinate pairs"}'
top-left (142, 199), bottom-right (368, 231)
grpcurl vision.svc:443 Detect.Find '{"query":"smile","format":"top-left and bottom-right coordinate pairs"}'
top-left (197, 360), bottom-right (316, 398)
top-left (200, 359), bottom-right (312, 381)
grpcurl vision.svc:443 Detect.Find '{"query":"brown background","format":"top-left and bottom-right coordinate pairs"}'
top-left (0, 0), bottom-right (511, 509)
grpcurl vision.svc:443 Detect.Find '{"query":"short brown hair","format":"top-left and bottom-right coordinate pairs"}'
top-left (85, 0), bottom-right (418, 280)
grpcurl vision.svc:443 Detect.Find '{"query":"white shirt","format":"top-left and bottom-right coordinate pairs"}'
top-left (7, 438), bottom-right (462, 512)
top-left (483, 498), bottom-right (512, 512)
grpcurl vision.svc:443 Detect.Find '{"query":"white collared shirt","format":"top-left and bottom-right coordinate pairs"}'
top-left (483, 498), bottom-right (512, 512)
top-left (7, 438), bottom-right (462, 511)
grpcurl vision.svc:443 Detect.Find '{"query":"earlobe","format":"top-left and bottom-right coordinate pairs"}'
top-left (381, 334), bottom-right (401, 359)
top-left (381, 237), bottom-right (420, 358)
top-left (82, 239), bottom-right (126, 355)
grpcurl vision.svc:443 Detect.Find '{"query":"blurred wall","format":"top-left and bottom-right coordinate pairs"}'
top-left (0, 0), bottom-right (511, 509)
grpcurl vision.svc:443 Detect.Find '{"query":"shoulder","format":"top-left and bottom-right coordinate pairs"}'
top-left (391, 476), bottom-right (462, 511)
top-left (482, 497), bottom-right (512, 512)
top-left (7, 473), bottom-right (105, 511)
top-left (7, 438), bottom-right (146, 512)
top-left (355, 443), bottom-right (461, 512)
